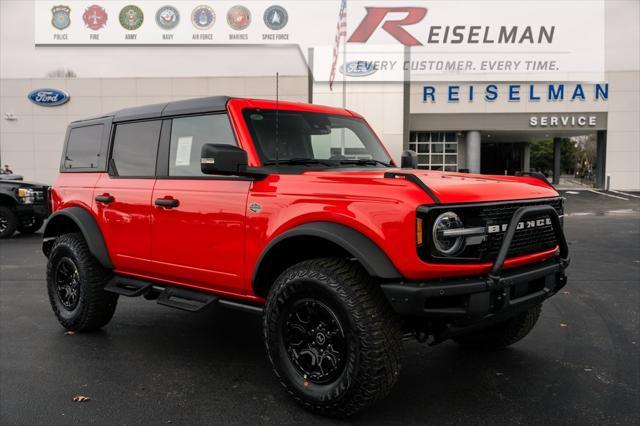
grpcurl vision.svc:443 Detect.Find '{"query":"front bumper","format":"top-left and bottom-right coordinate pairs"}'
top-left (381, 257), bottom-right (568, 318)
top-left (15, 203), bottom-right (49, 219)
top-left (381, 204), bottom-right (570, 330)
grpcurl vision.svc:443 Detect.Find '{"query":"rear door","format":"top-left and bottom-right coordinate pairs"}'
top-left (150, 113), bottom-right (250, 294)
top-left (93, 119), bottom-right (162, 275)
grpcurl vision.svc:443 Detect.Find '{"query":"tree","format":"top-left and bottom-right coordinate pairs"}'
top-left (561, 138), bottom-right (577, 175)
top-left (530, 138), bottom-right (578, 176)
top-left (46, 68), bottom-right (77, 78)
top-left (531, 140), bottom-right (553, 175)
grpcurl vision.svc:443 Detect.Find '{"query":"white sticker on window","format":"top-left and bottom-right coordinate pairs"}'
top-left (175, 137), bottom-right (193, 166)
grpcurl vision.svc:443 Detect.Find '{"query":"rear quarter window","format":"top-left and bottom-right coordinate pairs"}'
top-left (110, 120), bottom-right (162, 177)
top-left (63, 124), bottom-right (105, 170)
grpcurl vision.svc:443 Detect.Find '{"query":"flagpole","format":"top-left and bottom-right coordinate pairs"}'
top-left (340, 0), bottom-right (347, 154)
top-left (341, 4), bottom-right (347, 110)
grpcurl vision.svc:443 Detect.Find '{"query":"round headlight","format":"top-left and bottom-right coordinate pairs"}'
top-left (432, 211), bottom-right (464, 255)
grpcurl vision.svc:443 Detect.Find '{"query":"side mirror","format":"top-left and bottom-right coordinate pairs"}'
top-left (401, 150), bottom-right (418, 169)
top-left (200, 144), bottom-right (248, 175)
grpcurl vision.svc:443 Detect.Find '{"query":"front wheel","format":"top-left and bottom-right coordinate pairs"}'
top-left (263, 258), bottom-right (402, 417)
top-left (0, 206), bottom-right (18, 238)
top-left (454, 304), bottom-right (542, 350)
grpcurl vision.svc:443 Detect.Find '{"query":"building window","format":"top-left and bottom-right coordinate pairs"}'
top-left (409, 131), bottom-right (458, 171)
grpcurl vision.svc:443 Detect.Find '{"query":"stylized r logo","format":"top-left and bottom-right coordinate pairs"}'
top-left (348, 7), bottom-right (428, 46)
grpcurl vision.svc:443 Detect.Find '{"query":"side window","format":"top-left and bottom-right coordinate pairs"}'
top-left (64, 124), bottom-right (104, 170)
top-left (168, 114), bottom-right (236, 177)
top-left (110, 120), bottom-right (162, 177)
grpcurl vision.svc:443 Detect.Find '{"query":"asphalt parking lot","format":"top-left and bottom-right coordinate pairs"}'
top-left (1, 191), bottom-right (638, 425)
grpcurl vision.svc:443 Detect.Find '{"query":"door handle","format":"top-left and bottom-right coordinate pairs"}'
top-left (95, 194), bottom-right (114, 204)
top-left (155, 198), bottom-right (179, 208)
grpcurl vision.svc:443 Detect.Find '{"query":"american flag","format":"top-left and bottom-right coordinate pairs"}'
top-left (329, 0), bottom-right (347, 91)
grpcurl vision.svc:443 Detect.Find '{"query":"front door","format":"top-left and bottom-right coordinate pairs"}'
top-left (150, 113), bottom-right (250, 294)
top-left (93, 119), bottom-right (162, 275)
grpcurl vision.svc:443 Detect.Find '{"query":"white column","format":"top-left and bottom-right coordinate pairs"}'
top-left (523, 143), bottom-right (531, 172)
top-left (466, 131), bottom-right (481, 174)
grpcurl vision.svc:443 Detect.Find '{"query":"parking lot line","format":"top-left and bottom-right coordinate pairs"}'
top-left (609, 190), bottom-right (640, 199)
top-left (588, 190), bottom-right (628, 201)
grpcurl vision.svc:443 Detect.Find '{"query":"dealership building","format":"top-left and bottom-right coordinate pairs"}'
top-left (1, 1), bottom-right (638, 190)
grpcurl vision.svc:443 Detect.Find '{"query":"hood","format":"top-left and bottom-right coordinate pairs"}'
top-left (0, 180), bottom-right (48, 189)
top-left (304, 168), bottom-right (558, 204)
top-left (399, 170), bottom-right (558, 204)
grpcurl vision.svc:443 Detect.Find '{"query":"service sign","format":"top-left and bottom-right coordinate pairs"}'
top-left (34, 0), bottom-right (605, 82)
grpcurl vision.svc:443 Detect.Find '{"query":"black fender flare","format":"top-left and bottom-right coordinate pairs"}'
top-left (252, 221), bottom-right (402, 286)
top-left (43, 207), bottom-right (113, 269)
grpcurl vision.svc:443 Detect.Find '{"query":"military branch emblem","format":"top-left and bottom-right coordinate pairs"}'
top-left (227, 5), bottom-right (251, 30)
top-left (263, 5), bottom-right (288, 31)
top-left (191, 5), bottom-right (215, 30)
top-left (51, 5), bottom-right (71, 30)
top-left (156, 5), bottom-right (180, 30)
top-left (119, 5), bottom-right (144, 31)
top-left (83, 5), bottom-right (108, 31)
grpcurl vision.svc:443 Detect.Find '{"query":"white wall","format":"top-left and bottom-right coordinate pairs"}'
top-left (605, 71), bottom-right (640, 190)
top-left (1, 0), bottom-right (637, 188)
top-left (313, 82), bottom-right (405, 164)
top-left (0, 76), bottom-right (307, 184)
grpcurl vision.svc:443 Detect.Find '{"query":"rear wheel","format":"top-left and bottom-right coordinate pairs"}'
top-left (46, 233), bottom-right (118, 331)
top-left (0, 206), bottom-right (18, 239)
top-left (263, 258), bottom-right (402, 417)
top-left (454, 304), bottom-right (542, 350)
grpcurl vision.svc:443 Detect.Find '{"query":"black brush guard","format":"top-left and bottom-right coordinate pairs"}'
top-left (381, 205), bottom-right (569, 327)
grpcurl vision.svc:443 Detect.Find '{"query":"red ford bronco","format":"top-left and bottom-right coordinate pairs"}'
top-left (43, 97), bottom-right (569, 416)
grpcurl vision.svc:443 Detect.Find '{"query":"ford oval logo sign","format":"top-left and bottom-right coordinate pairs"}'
top-left (27, 88), bottom-right (70, 107)
top-left (339, 61), bottom-right (377, 77)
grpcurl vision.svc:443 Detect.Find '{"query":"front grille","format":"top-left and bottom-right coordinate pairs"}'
top-left (418, 197), bottom-right (563, 263)
top-left (478, 198), bottom-right (562, 261)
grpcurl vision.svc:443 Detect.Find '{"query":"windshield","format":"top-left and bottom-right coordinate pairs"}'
top-left (242, 109), bottom-right (392, 167)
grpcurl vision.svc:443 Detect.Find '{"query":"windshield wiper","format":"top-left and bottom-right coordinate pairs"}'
top-left (338, 159), bottom-right (392, 167)
top-left (263, 158), bottom-right (334, 166)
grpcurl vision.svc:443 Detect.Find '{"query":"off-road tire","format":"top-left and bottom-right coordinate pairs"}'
top-left (0, 206), bottom-right (18, 239)
top-left (18, 216), bottom-right (44, 234)
top-left (454, 304), bottom-right (542, 350)
top-left (46, 233), bottom-right (118, 331)
top-left (263, 257), bottom-right (402, 417)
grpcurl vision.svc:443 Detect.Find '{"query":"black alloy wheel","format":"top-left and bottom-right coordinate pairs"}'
top-left (283, 298), bottom-right (347, 384)
top-left (0, 206), bottom-right (18, 238)
top-left (46, 233), bottom-right (118, 331)
top-left (0, 214), bottom-right (8, 233)
top-left (264, 258), bottom-right (402, 417)
top-left (54, 257), bottom-right (81, 311)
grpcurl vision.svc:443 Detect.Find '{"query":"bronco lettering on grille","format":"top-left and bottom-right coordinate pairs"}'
top-left (487, 217), bottom-right (552, 234)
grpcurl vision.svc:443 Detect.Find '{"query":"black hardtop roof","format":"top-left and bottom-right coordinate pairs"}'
top-left (72, 96), bottom-right (231, 124)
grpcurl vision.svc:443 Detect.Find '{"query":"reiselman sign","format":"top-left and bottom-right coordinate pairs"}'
top-left (35, 0), bottom-right (605, 82)
top-left (422, 83), bottom-right (609, 103)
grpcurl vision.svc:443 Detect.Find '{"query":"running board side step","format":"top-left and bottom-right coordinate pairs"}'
top-left (156, 287), bottom-right (218, 312)
top-left (105, 276), bottom-right (153, 297)
top-left (104, 275), bottom-right (263, 314)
